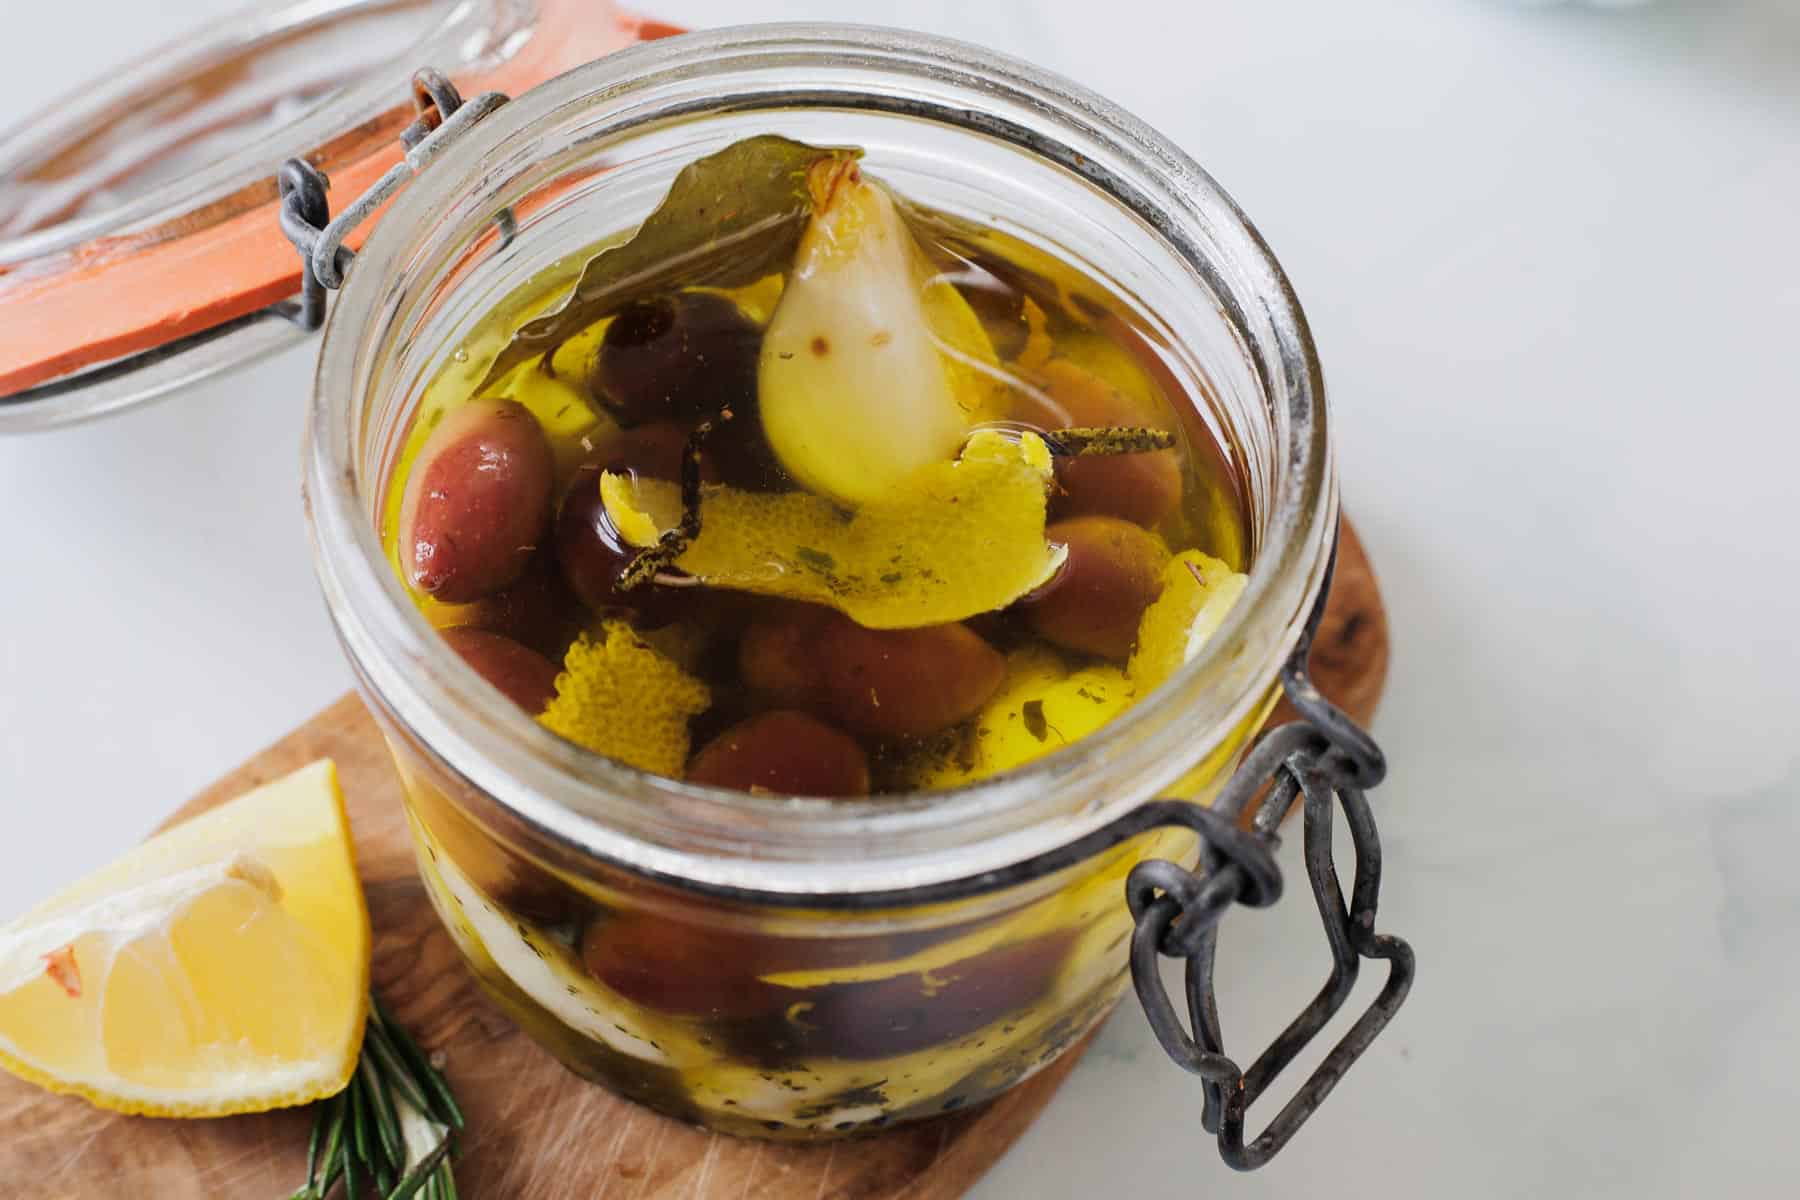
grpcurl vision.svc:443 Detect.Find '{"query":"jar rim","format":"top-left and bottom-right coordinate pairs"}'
top-left (304, 22), bottom-right (1337, 899)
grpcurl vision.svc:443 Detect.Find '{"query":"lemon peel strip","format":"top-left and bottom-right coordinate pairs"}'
top-left (1127, 550), bottom-right (1249, 692)
top-left (539, 621), bottom-right (711, 776)
top-left (601, 430), bottom-right (1065, 629)
top-left (898, 646), bottom-right (1138, 791)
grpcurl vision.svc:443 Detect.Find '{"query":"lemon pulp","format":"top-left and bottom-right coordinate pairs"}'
top-left (0, 760), bottom-right (370, 1116)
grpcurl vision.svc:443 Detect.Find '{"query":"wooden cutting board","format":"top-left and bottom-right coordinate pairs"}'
top-left (0, 522), bottom-right (1387, 1199)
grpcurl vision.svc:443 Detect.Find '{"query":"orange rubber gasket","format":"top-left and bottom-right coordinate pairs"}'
top-left (0, 6), bottom-right (684, 397)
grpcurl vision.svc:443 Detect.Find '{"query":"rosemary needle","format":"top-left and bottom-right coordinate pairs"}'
top-left (374, 995), bottom-right (465, 1131)
top-left (304, 1095), bottom-right (326, 1187)
top-left (348, 1064), bottom-right (371, 1169)
top-left (313, 1096), bottom-right (347, 1196)
top-left (360, 1056), bottom-right (405, 1169)
top-left (287, 991), bottom-right (464, 1199)
top-left (384, 1136), bottom-right (454, 1200)
top-left (361, 1018), bottom-right (433, 1115)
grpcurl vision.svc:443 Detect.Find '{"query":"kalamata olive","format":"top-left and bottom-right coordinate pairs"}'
top-left (734, 603), bottom-right (819, 704)
top-left (454, 551), bottom-right (587, 660)
top-left (421, 798), bottom-right (582, 925)
top-left (688, 710), bottom-right (871, 797)
top-left (440, 627), bottom-right (561, 714)
top-left (591, 291), bottom-right (761, 428)
top-left (598, 419), bottom-right (693, 482)
top-left (580, 912), bottom-right (800, 1020)
top-left (594, 292), bottom-right (792, 491)
top-left (788, 930), bottom-right (1076, 1060)
top-left (1018, 516), bottom-right (1167, 660)
top-left (1012, 359), bottom-right (1181, 528)
top-left (553, 423), bottom-right (694, 624)
top-left (400, 398), bottom-right (555, 603)
top-left (699, 406), bottom-right (790, 492)
top-left (739, 607), bottom-right (1005, 740)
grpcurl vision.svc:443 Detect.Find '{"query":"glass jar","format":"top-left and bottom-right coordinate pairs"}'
top-left (303, 24), bottom-right (1337, 1138)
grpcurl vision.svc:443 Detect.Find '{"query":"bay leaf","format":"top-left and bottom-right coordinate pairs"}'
top-left (476, 135), bottom-right (861, 393)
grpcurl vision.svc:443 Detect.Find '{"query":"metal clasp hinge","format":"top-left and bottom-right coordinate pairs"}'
top-left (270, 69), bottom-right (511, 331)
top-left (1127, 531), bottom-right (1416, 1171)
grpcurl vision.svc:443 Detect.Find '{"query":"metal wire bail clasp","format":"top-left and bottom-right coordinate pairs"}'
top-left (271, 69), bottom-right (511, 331)
top-left (1127, 531), bottom-right (1416, 1171)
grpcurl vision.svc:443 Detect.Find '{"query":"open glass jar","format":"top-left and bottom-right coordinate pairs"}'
top-left (298, 24), bottom-right (1377, 1143)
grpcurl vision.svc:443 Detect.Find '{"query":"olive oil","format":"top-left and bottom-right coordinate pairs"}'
top-left (385, 135), bottom-right (1254, 1136)
top-left (387, 157), bottom-right (1248, 799)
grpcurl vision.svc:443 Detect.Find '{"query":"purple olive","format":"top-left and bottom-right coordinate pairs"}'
top-left (399, 398), bottom-right (555, 603)
top-left (423, 798), bottom-right (582, 925)
top-left (1012, 359), bottom-right (1182, 529)
top-left (440, 627), bottom-right (561, 715)
top-left (1018, 516), bottom-right (1166, 660)
top-left (553, 423), bottom-right (694, 625)
top-left (592, 292), bottom-right (760, 427)
top-left (739, 606), bottom-right (1005, 740)
top-left (451, 550), bottom-right (586, 660)
top-left (688, 710), bottom-right (871, 797)
top-left (785, 930), bottom-right (1075, 1060)
top-left (580, 913), bottom-right (800, 1020)
top-left (591, 292), bottom-right (789, 490)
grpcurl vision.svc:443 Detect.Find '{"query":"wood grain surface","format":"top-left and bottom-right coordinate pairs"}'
top-left (0, 522), bottom-right (1386, 1199)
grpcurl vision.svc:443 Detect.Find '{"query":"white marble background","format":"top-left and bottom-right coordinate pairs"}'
top-left (3, 1), bottom-right (1797, 1196)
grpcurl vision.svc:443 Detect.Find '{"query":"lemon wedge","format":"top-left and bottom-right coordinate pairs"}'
top-left (0, 760), bottom-right (370, 1116)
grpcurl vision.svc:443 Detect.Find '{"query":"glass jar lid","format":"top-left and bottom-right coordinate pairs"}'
top-left (0, 0), bottom-right (675, 432)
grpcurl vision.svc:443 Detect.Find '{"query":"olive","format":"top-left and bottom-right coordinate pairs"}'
top-left (739, 607), bottom-right (1005, 740)
top-left (592, 292), bottom-right (791, 491)
top-left (786, 930), bottom-right (1075, 1060)
top-left (421, 797), bottom-right (581, 925)
top-left (951, 266), bottom-right (1030, 360)
top-left (1012, 358), bottom-right (1181, 528)
top-left (591, 291), bottom-right (761, 428)
top-left (688, 710), bottom-right (871, 797)
top-left (594, 419), bottom-right (692, 482)
top-left (455, 551), bottom-right (587, 659)
top-left (580, 912), bottom-right (800, 1020)
top-left (699, 404), bottom-right (790, 493)
top-left (440, 627), bottom-right (561, 715)
top-left (399, 398), bottom-right (555, 603)
top-left (553, 423), bottom-right (694, 625)
top-left (1018, 516), bottom-right (1167, 660)
top-left (734, 603), bottom-right (821, 706)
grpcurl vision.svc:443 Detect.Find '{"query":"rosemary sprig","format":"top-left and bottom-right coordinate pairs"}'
top-left (287, 993), bottom-right (463, 1200)
top-left (618, 418), bottom-right (712, 593)
top-left (1037, 425), bottom-right (1176, 457)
